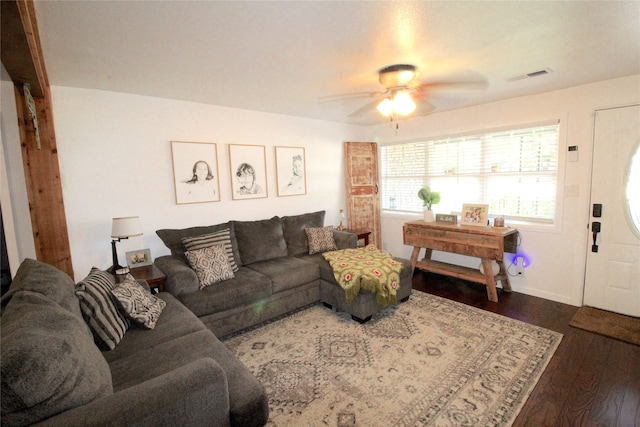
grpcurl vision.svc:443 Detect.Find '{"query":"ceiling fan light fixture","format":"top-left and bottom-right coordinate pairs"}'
top-left (376, 98), bottom-right (393, 116)
top-left (392, 91), bottom-right (416, 116)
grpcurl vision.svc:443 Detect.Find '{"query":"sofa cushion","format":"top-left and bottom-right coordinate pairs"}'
top-left (306, 226), bottom-right (339, 254)
top-left (101, 293), bottom-right (206, 363)
top-left (282, 210), bottom-right (326, 256)
top-left (75, 268), bottom-right (130, 351)
top-left (182, 228), bottom-right (239, 272)
top-left (1, 290), bottom-right (113, 426)
top-left (185, 244), bottom-right (236, 288)
top-left (177, 267), bottom-right (272, 317)
top-left (109, 328), bottom-right (268, 427)
top-left (0, 258), bottom-right (83, 320)
top-left (232, 216), bottom-right (287, 265)
top-left (111, 277), bottom-right (167, 329)
top-left (156, 222), bottom-right (241, 266)
top-left (247, 257), bottom-right (320, 294)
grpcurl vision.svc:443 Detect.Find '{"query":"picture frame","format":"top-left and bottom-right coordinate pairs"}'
top-left (125, 248), bottom-right (152, 268)
top-left (461, 204), bottom-right (490, 226)
top-left (275, 146), bottom-right (306, 196)
top-left (436, 213), bottom-right (457, 225)
top-left (171, 141), bottom-right (220, 204)
top-left (229, 144), bottom-right (268, 200)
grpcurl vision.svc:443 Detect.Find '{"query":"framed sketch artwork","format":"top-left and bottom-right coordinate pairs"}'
top-left (275, 146), bottom-right (306, 196)
top-left (171, 141), bottom-right (220, 204)
top-left (461, 204), bottom-right (489, 226)
top-left (229, 144), bottom-right (268, 200)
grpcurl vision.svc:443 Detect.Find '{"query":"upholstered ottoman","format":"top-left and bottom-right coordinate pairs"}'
top-left (319, 257), bottom-right (413, 323)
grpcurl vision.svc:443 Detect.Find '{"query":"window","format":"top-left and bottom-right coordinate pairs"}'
top-left (380, 122), bottom-right (560, 224)
top-left (627, 143), bottom-right (640, 236)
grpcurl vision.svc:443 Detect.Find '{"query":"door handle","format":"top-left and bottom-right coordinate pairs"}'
top-left (591, 221), bottom-right (601, 252)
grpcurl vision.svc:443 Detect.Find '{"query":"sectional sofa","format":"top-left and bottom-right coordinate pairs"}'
top-left (1, 259), bottom-right (268, 427)
top-left (155, 210), bottom-right (413, 337)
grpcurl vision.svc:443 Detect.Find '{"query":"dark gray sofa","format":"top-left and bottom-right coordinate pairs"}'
top-left (155, 210), bottom-right (413, 337)
top-left (0, 259), bottom-right (268, 427)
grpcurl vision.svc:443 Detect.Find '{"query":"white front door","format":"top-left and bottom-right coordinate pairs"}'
top-left (583, 105), bottom-right (640, 317)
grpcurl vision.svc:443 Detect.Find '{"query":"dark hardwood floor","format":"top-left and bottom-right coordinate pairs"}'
top-left (412, 270), bottom-right (640, 427)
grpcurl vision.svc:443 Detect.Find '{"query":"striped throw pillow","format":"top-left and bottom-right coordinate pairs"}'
top-left (182, 228), bottom-right (238, 272)
top-left (75, 268), bottom-right (130, 350)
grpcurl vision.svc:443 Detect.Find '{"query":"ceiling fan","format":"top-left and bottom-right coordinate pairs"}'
top-left (322, 64), bottom-right (488, 122)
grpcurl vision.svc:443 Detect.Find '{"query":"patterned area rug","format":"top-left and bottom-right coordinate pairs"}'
top-left (223, 291), bottom-right (562, 426)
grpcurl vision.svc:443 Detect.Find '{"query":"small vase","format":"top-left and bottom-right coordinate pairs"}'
top-left (423, 209), bottom-right (435, 222)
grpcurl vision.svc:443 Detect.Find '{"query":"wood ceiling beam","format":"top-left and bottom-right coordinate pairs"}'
top-left (1, 0), bottom-right (44, 96)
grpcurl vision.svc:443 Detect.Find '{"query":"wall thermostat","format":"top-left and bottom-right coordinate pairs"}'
top-left (568, 145), bottom-right (579, 162)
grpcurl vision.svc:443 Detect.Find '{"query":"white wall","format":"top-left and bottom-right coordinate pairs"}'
top-left (49, 87), bottom-right (363, 279)
top-left (5, 75), bottom-right (638, 307)
top-left (367, 75), bottom-right (640, 306)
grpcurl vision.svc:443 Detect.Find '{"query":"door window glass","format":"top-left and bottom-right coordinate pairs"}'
top-left (627, 143), bottom-right (640, 236)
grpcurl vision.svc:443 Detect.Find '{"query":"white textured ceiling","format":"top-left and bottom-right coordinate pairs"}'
top-left (34, 1), bottom-right (640, 125)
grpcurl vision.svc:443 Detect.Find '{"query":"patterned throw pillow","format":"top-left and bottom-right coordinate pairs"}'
top-left (185, 244), bottom-right (235, 289)
top-left (305, 226), bottom-right (339, 255)
top-left (75, 268), bottom-right (130, 350)
top-left (182, 228), bottom-right (238, 272)
top-left (111, 276), bottom-right (166, 329)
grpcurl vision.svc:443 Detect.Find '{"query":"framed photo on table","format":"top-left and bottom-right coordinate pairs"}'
top-left (275, 146), bottom-right (306, 196)
top-left (125, 248), bottom-right (152, 268)
top-left (229, 144), bottom-right (268, 200)
top-left (171, 141), bottom-right (220, 204)
top-left (461, 204), bottom-right (489, 226)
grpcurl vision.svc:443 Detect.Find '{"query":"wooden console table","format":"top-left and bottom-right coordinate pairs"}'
top-left (403, 220), bottom-right (518, 302)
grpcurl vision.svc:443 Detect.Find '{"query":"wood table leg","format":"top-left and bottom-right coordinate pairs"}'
top-left (410, 246), bottom-right (421, 275)
top-left (496, 260), bottom-right (512, 292)
top-left (481, 258), bottom-right (499, 302)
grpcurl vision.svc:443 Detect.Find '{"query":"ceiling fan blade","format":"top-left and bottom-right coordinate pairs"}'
top-left (348, 97), bottom-right (385, 118)
top-left (413, 97), bottom-right (437, 116)
top-left (318, 90), bottom-right (386, 103)
top-left (416, 78), bottom-right (489, 93)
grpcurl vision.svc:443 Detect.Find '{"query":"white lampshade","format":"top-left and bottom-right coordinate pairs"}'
top-left (111, 216), bottom-right (143, 238)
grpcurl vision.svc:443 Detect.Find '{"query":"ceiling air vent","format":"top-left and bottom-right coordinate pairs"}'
top-left (506, 68), bottom-right (553, 82)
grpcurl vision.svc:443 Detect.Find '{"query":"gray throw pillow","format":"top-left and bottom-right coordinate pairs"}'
top-left (75, 268), bottom-right (130, 351)
top-left (182, 228), bottom-right (238, 272)
top-left (111, 276), bottom-right (166, 329)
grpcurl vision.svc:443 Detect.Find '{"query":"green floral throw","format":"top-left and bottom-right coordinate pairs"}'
top-left (322, 244), bottom-right (403, 307)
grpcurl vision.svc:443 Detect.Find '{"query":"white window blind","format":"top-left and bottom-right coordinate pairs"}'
top-left (381, 123), bottom-right (560, 223)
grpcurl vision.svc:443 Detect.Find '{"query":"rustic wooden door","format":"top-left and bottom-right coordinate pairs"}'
top-left (344, 142), bottom-right (381, 248)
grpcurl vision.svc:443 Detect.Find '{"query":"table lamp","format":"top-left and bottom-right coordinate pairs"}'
top-left (108, 216), bottom-right (143, 274)
top-left (337, 209), bottom-right (346, 231)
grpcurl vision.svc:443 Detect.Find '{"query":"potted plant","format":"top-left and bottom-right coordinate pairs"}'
top-left (418, 186), bottom-right (441, 222)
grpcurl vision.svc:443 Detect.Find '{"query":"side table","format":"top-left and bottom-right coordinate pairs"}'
top-left (345, 229), bottom-right (371, 247)
top-left (129, 264), bottom-right (166, 293)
